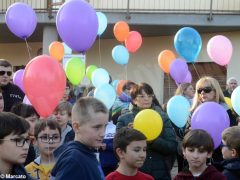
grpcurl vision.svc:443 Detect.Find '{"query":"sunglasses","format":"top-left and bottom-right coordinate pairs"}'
top-left (0, 71), bottom-right (12, 76)
top-left (197, 87), bottom-right (213, 94)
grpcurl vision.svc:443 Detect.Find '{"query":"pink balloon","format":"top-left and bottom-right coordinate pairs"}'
top-left (125, 31), bottom-right (142, 53)
top-left (207, 35), bottom-right (233, 66)
top-left (13, 69), bottom-right (25, 92)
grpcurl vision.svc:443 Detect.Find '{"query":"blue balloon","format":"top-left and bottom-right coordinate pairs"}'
top-left (174, 27), bottom-right (202, 62)
top-left (112, 45), bottom-right (129, 65)
top-left (167, 95), bottom-right (191, 128)
top-left (96, 12), bottom-right (107, 36)
top-left (111, 79), bottom-right (119, 90)
top-left (91, 68), bottom-right (110, 88)
top-left (231, 86), bottom-right (240, 116)
top-left (94, 83), bottom-right (116, 109)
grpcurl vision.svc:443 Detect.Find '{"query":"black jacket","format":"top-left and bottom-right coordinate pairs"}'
top-left (221, 158), bottom-right (240, 180)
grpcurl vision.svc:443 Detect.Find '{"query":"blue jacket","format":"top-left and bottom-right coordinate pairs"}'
top-left (221, 158), bottom-right (240, 180)
top-left (51, 141), bottom-right (105, 180)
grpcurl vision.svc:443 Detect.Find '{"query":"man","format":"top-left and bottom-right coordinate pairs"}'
top-left (0, 59), bottom-right (24, 111)
top-left (223, 77), bottom-right (238, 98)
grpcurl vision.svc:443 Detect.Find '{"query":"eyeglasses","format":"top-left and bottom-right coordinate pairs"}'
top-left (0, 71), bottom-right (12, 76)
top-left (220, 142), bottom-right (229, 149)
top-left (137, 94), bottom-right (154, 99)
top-left (0, 138), bottom-right (31, 147)
top-left (38, 135), bottom-right (61, 143)
top-left (197, 87), bottom-right (213, 94)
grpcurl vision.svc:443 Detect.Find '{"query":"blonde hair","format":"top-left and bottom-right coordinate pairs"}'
top-left (190, 76), bottom-right (225, 112)
top-left (72, 97), bottom-right (108, 125)
top-left (175, 83), bottom-right (192, 96)
top-left (55, 101), bottom-right (73, 116)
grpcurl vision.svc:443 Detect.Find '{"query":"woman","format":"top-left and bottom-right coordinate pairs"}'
top-left (117, 83), bottom-right (177, 180)
top-left (175, 83), bottom-right (195, 105)
top-left (190, 76), bottom-right (237, 163)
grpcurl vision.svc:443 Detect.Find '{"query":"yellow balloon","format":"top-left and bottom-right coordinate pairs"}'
top-left (224, 97), bottom-right (232, 109)
top-left (133, 109), bottom-right (163, 141)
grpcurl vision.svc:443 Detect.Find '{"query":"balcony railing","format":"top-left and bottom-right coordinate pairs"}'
top-left (1, 0), bottom-right (240, 15)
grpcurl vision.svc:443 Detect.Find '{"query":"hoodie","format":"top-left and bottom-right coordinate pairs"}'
top-left (221, 158), bottom-right (240, 180)
top-left (174, 165), bottom-right (227, 180)
top-left (51, 141), bottom-right (104, 180)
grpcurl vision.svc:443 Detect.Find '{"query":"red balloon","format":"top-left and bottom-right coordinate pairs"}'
top-left (125, 31), bottom-right (142, 53)
top-left (23, 55), bottom-right (66, 117)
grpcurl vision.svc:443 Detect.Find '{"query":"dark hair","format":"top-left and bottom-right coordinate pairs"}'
top-left (11, 102), bottom-right (39, 118)
top-left (34, 119), bottom-right (61, 138)
top-left (0, 59), bottom-right (12, 67)
top-left (0, 112), bottom-right (30, 144)
top-left (183, 129), bottom-right (214, 153)
top-left (113, 127), bottom-right (146, 158)
top-left (222, 126), bottom-right (240, 157)
top-left (122, 81), bottom-right (136, 91)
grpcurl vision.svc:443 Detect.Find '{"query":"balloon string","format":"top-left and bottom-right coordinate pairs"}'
top-left (125, 65), bottom-right (128, 81)
top-left (192, 63), bottom-right (200, 79)
top-left (98, 36), bottom-right (102, 68)
top-left (24, 39), bottom-right (32, 60)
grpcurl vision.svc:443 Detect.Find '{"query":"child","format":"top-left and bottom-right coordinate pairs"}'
top-left (174, 129), bottom-right (226, 180)
top-left (51, 97), bottom-right (109, 180)
top-left (53, 101), bottom-right (74, 144)
top-left (25, 119), bottom-right (61, 180)
top-left (106, 127), bottom-right (154, 180)
top-left (220, 126), bottom-right (240, 179)
top-left (0, 112), bottom-right (34, 179)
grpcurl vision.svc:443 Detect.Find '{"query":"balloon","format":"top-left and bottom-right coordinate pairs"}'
top-left (91, 68), bottom-right (110, 88)
top-left (167, 95), bottom-right (191, 128)
top-left (133, 109), bottom-right (163, 141)
top-left (23, 96), bottom-right (31, 105)
top-left (56, 0), bottom-right (98, 52)
top-left (94, 83), bottom-right (116, 109)
top-left (5, 2), bottom-right (37, 39)
top-left (182, 71), bottom-right (192, 83)
top-left (231, 86), bottom-right (240, 115)
top-left (174, 27), bottom-right (202, 62)
top-left (125, 31), bottom-right (142, 53)
top-left (170, 59), bottom-right (188, 84)
top-left (49, 41), bottom-right (65, 61)
top-left (207, 35), bottom-right (233, 66)
top-left (112, 45), bottom-right (129, 65)
top-left (111, 79), bottom-right (119, 90)
top-left (113, 21), bottom-right (129, 42)
top-left (86, 65), bottom-right (98, 80)
top-left (13, 69), bottom-right (25, 92)
top-left (65, 57), bottom-right (85, 85)
top-left (116, 80), bottom-right (127, 95)
top-left (96, 12), bottom-right (108, 36)
top-left (158, 50), bottom-right (176, 73)
top-left (23, 55), bottom-right (66, 118)
top-left (224, 97), bottom-right (232, 109)
top-left (191, 102), bottom-right (230, 149)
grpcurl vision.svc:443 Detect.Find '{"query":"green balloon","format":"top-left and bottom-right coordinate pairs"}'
top-left (65, 57), bottom-right (85, 85)
top-left (86, 65), bottom-right (98, 80)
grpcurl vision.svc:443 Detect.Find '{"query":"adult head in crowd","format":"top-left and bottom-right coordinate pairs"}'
top-left (223, 77), bottom-right (238, 98)
top-left (175, 83), bottom-right (195, 105)
top-left (117, 82), bottom-right (177, 180)
top-left (0, 59), bottom-right (24, 111)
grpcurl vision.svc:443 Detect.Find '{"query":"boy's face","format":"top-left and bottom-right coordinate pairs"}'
top-left (0, 132), bottom-right (29, 165)
top-left (36, 127), bottom-right (61, 156)
top-left (118, 140), bottom-right (147, 169)
top-left (183, 147), bottom-right (212, 171)
top-left (25, 114), bottom-right (38, 136)
top-left (221, 140), bottom-right (236, 159)
top-left (73, 112), bottom-right (108, 149)
top-left (53, 110), bottom-right (70, 128)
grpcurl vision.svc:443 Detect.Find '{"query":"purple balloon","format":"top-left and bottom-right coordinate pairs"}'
top-left (23, 95), bottom-right (32, 105)
top-left (56, 0), bottom-right (98, 52)
top-left (182, 71), bottom-right (192, 83)
top-left (13, 69), bottom-right (25, 92)
top-left (5, 2), bottom-right (37, 39)
top-left (170, 59), bottom-right (188, 84)
top-left (191, 102), bottom-right (230, 149)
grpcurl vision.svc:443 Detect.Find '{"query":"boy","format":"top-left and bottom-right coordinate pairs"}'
top-left (52, 101), bottom-right (74, 144)
top-left (51, 97), bottom-right (109, 180)
top-left (220, 126), bottom-right (240, 179)
top-left (0, 112), bottom-right (34, 179)
top-left (174, 129), bottom-right (226, 180)
top-left (25, 119), bottom-right (61, 180)
top-left (106, 127), bottom-right (154, 180)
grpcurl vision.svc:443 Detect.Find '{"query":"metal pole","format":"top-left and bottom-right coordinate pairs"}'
top-left (126, 0), bottom-right (131, 20)
top-left (47, 0), bottom-right (54, 19)
top-left (208, 0), bottom-right (213, 21)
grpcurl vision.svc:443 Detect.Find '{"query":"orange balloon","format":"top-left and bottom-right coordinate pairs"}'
top-left (113, 21), bottom-right (129, 42)
top-left (116, 80), bottom-right (127, 95)
top-left (158, 50), bottom-right (176, 73)
top-left (49, 41), bottom-right (65, 61)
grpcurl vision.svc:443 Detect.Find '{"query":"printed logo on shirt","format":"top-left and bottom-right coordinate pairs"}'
top-left (10, 94), bottom-right (22, 99)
